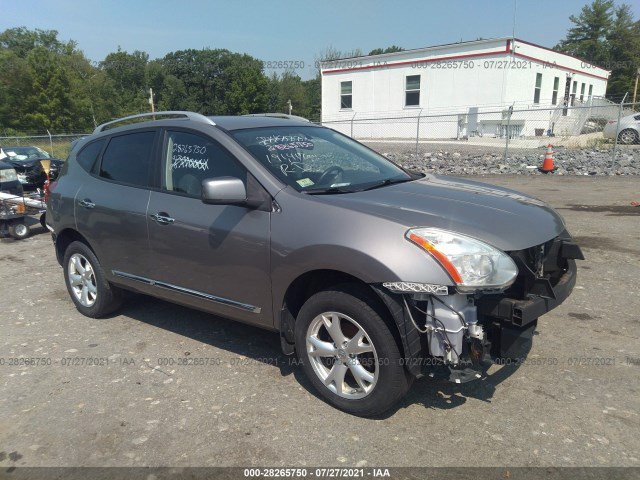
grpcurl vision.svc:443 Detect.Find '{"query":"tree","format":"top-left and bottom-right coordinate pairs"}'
top-left (555, 0), bottom-right (640, 98)
top-left (556, 0), bottom-right (614, 66)
top-left (0, 27), bottom-right (96, 132)
top-left (101, 48), bottom-right (150, 116)
top-left (0, 27), bottom-right (76, 58)
top-left (161, 48), bottom-right (268, 115)
top-left (368, 45), bottom-right (404, 56)
top-left (303, 77), bottom-right (321, 121)
top-left (0, 49), bottom-right (30, 131)
top-left (23, 47), bottom-right (76, 131)
top-left (607, 5), bottom-right (640, 98)
top-left (269, 71), bottom-right (308, 117)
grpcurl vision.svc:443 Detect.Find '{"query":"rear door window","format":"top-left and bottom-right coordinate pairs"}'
top-left (99, 131), bottom-right (156, 188)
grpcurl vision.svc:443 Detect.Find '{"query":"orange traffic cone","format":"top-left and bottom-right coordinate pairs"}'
top-left (539, 144), bottom-right (555, 173)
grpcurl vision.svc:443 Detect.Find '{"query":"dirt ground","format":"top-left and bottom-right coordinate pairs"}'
top-left (0, 175), bottom-right (639, 471)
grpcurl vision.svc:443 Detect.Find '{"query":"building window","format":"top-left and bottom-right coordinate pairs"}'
top-left (588, 84), bottom-right (593, 100)
top-left (405, 75), bottom-right (421, 107)
top-left (340, 81), bottom-right (352, 109)
top-left (580, 83), bottom-right (585, 102)
top-left (552, 77), bottom-right (559, 105)
top-left (571, 80), bottom-right (577, 105)
top-left (533, 73), bottom-right (542, 104)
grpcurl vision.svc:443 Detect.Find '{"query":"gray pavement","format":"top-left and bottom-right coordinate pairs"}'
top-left (0, 175), bottom-right (639, 468)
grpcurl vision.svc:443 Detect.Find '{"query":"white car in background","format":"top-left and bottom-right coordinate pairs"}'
top-left (603, 112), bottom-right (640, 144)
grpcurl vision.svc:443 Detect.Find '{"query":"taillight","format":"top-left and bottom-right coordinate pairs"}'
top-left (44, 179), bottom-right (56, 204)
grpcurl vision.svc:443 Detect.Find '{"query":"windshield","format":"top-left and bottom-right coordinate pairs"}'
top-left (231, 126), bottom-right (414, 193)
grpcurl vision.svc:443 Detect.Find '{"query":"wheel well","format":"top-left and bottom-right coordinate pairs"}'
top-left (54, 229), bottom-right (93, 265)
top-left (281, 269), bottom-right (405, 357)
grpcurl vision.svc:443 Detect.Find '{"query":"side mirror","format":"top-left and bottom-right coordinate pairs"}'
top-left (201, 177), bottom-right (247, 205)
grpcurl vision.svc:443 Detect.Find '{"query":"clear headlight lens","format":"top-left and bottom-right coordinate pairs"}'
top-left (406, 227), bottom-right (518, 292)
top-left (0, 168), bottom-right (18, 182)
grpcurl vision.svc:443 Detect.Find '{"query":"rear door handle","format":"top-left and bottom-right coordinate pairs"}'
top-left (150, 213), bottom-right (175, 225)
top-left (79, 199), bottom-right (95, 209)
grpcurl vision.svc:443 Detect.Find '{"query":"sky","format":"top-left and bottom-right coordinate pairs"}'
top-left (1, 0), bottom-right (638, 80)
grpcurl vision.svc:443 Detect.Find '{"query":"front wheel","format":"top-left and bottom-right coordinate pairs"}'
top-left (63, 241), bottom-right (123, 318)
top-left (295, 285), bottom-right (411, 417)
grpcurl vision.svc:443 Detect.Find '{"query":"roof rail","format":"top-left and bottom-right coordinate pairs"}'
top-left (242, 113), bottom-right (310, 122)
top-left (93, 111), bottom-right (216, 134)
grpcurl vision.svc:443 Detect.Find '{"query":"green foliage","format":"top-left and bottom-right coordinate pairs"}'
top-left (160, 48), bottom-right (269, 115)
top-left (368, 45), bottom-right (404, 56)
top-left (556, 1), bottom-right (640, 98)
top-left (1, 29), bottom-right (397, 132)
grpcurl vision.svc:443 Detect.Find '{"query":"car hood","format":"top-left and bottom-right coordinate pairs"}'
top-left (318, 175), bottom-right (566, 251)
top-left (0, 159), bottom-right (14, 168)
top-left (5, 158), bottom-right (42, 168)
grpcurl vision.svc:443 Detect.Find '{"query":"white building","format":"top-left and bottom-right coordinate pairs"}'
top-left (320, 37), bottom-right (610, 139)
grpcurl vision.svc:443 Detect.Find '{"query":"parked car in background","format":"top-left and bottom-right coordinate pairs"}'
top-left (0, 146), bottom-right (65, 190)
top-left (0, 160), bottom-right (23, 195)
top-left (603, 112), bottom-right (640, 144)
top-left (47, 111), bottom-right (584, 417)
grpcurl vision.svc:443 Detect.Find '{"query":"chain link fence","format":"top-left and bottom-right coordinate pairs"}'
top-left (0, 133), bottom-right (89, 160)
top-left (1, 100), bottom-right (638, 174)
top-left (321, 99), bottom-right (640, 170)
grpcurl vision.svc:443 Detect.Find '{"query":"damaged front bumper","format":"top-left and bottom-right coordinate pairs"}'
top-left (373, 233), bottom-right (584, 383)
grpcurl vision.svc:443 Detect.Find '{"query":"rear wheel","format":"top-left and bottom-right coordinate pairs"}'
top-left (618, 129), bottom-right (639, 145)
top-left (295, 285), bottom-right (411, 417)
top-left (63, 241), bottom-right (123, 318)
top-left (8, 222), bottom-right (30, 240)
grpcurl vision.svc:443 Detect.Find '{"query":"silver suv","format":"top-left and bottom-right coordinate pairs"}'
top-left (47, 111), bottom-right (583, 416)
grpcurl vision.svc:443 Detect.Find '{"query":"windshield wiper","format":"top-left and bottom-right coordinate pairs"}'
top-left (304, 186), bottom-right (355, 195)
top-left (359, 177), bottom-right (413, 192)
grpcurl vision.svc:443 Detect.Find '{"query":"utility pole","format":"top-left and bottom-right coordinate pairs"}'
top-left (633, 68), bottom-right (640, 105)
top-left (149, 88), bottom-right (155, 113)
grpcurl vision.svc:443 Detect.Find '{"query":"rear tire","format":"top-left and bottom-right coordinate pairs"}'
top-left (295, 285), bottom-right (411, 417)
top-left (63, 241), bottom-right (123, 318)
top-left (8, 222), bottom-right (30, 240)
top-left (618, 129), bottom-right (639, 145)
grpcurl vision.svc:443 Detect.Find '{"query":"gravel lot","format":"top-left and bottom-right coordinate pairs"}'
top-left (363, 142), bottom-right (640, 176)
top-left (1, 175), bottom-right (639, 471)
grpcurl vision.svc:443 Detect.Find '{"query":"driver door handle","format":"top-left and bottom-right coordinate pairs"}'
top-left (78, 199), bottom-right (95, 209)
top-left (150, 213), bottom-right (175, 225)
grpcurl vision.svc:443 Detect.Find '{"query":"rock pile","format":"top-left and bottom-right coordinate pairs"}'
top-left (371, 146), bottom-right (640, 176)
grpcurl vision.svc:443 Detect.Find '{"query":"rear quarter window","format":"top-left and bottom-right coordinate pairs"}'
top-left (76, 139), bottom-right (105, 172)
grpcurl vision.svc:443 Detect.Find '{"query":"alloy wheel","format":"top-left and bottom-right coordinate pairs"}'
top-left (306, 312), bottom-right (379, 399)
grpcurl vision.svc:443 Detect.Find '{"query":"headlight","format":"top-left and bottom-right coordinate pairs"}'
top-left (406, 227), bottom-right (518, 292)
top-left (0, 168), bottom-right (18, 182)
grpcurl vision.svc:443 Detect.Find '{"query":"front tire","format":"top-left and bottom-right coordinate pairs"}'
top-left (295, 285), bottom-right (411, 417)
top-left (63, 241), bottom-right (123, 318)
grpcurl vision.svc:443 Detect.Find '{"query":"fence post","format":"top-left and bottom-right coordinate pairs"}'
top-left (350, 112), bottom-right (357, 138)
top-left (503, 105), bottom-right (513, 162)
top-left (415, 108), bottom-right (424, 156)
top-left (46, 129), bottom-right (54, 157)
top-left (612, 93), bottom-right (628, 169)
